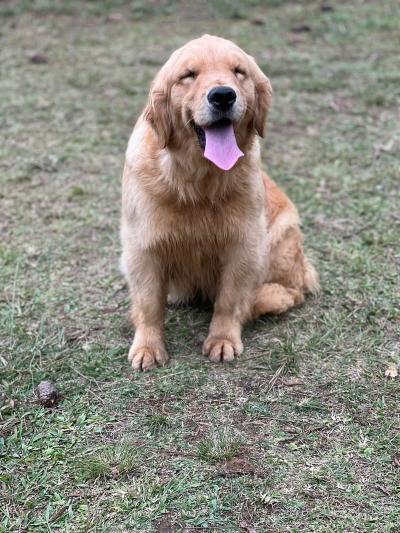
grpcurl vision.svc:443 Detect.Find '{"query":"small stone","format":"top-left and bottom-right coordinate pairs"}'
top-left (291, 25), bottom-right (311, 33)
top-left (28, 52), bottom-right (48, 64)
top-left (250, 17), bottom-right (265, 26)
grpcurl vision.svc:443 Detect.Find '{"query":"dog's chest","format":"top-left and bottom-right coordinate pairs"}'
top-left (145, 201), bottom-right (245, 253)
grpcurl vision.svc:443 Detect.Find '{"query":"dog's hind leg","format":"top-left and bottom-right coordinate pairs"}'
top-left (252, 282), bottom-right (304, 318)
top-left (252, 226), bottom-right (319, 319)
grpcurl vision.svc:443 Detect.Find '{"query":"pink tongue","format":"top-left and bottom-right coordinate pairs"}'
top-left (204, 122), bottom-right (244, 171)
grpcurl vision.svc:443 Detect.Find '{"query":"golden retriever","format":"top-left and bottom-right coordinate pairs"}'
top-left (121, 34), bottom-right (318, 371)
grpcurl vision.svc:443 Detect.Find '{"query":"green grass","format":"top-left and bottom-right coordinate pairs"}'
top-left (1, 0), bottom-right (400, 531)
top-left (75, 442), bottom-right (141, 481)
top-left (198, 428), bottom-right (243, 464)
top-left (147, 414), bottom-right (170, 435)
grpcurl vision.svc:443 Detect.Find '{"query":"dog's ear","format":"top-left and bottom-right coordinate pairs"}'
top-left (143, 73), bottom-right (173, 148)
top-left (247, 56), bottom-right (272, 138)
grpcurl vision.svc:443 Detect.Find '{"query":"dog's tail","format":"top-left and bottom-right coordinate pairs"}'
top-left (303, 256), bottom-right (320, 294)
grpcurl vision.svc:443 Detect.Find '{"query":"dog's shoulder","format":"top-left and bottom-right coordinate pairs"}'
top-left (263, 174), bottom-right (297, 224)
top-left (125, 116), bottom-right (157, 168)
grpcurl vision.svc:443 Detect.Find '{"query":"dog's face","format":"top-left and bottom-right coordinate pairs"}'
top-left (144, 35), bottom-right (272, 169)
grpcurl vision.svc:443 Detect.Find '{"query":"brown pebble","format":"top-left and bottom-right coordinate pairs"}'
top-left (36, 380), bottom-right (60, 407)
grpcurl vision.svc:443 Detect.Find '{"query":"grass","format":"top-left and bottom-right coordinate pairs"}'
top-left (198, 428), bottom-right (243, 464)
top-left (1, 0), bottom-right (399, 531)
top-left (147, 414), bottom-right (170, 435)
top-left (76, 442), bottom-right (141, 481)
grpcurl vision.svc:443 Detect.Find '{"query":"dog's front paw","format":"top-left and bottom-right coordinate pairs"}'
top-left (128, 344), bottom-right (169, 371)
top-left (202, 336), bottom-right (243, 363)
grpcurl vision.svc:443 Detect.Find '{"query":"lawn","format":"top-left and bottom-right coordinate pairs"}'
top-left (1, 1), bottom-right (399, 531)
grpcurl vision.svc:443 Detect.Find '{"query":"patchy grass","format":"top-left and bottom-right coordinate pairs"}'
top-left (1, 0), bottom-right (399, 531)
top-left (198, 428), bottom-right (243, 464)
top-left (75, 442), bottom-right (141, 481)
top-left (147, 414), bottom-right (170, 435)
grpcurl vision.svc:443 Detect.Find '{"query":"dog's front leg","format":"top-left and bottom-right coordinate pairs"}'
top-left (203, 243), bottom-right (261, 363)
top-left (126, 251), bottom-right (169, 371)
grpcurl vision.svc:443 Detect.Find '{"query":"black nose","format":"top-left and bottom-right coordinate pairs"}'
top-left (207, 86), bottom-right (237, 111)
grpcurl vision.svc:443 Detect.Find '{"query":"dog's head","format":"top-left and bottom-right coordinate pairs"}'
top-left (144, 35), bottom-right (272, 171)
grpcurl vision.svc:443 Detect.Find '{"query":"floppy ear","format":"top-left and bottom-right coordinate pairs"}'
top-left (143, 73), bottom-right (173, 148)
top-left (248, 56), bottom-right (273, 138)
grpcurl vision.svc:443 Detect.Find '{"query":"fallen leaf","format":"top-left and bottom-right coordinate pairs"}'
top-left (49, 505), bottom-right (68, 523)
top-left (385, 363), bottom-right (398, 379)
top-left (281, 377), bottom-right (304, 387)
top-left (106, 12), bottom-right (124, 23)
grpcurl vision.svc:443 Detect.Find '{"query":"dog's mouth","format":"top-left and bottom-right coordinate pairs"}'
top-left (191, 118), bottom-right (244, 171)
top-left (191, 118), bottom-right (230, 150)
top-left (192, 121), bottom-right (206, 150)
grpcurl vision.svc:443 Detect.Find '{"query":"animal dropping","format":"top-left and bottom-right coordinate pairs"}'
top-left (36, 380), bottom-right (61, 407)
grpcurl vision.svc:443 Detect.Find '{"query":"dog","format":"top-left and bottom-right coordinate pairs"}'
top-left (120, 35), bottom-right (318, 371)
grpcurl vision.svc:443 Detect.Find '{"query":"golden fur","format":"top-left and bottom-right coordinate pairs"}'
top-left (121, 35), bottom-right (318, 370)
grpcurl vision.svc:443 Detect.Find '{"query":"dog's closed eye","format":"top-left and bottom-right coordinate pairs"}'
top-left (179, 70), bottom-right (197, 82)
top-left (234, 66), bottom-right (246, 79)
